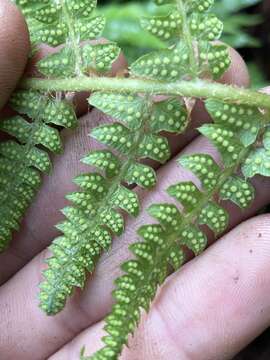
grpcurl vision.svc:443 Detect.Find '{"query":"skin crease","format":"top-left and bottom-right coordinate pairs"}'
top-left (0, 2), bottom-right (270, 360)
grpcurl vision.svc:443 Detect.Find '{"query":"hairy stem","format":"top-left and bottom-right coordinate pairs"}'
top-left (62, 0), bottom-right (83, 76)
top-left (22, 77), bottom-right (270, 109)
top-left (177, 0), bottom-right (198, 76)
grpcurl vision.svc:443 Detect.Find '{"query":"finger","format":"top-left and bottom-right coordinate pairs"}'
top-left (0, 47), bottom-right (249, 283)
top-left (0, 0), bottom-right (30, 110)
top-left (1, 135), bottom-right (270, 359)
top-left (51, 214), bottom-right (270, 360)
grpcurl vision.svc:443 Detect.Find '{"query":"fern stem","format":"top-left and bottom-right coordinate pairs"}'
top-left (61, 0), bottom-right (82, 76)
top-left (21, 77), bottom-right (270, 109)
top-left (177, 0), bottom-right (198, 76)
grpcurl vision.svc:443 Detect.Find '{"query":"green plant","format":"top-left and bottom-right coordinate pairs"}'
top-left (2, 0), bottom-right (270, 359)
top-left (97, 0), bottom-right (263, 63)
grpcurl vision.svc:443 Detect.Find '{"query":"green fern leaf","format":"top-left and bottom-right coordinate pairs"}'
top-left (0, 116), bottom-right (62, 153)
top-left (81, 150), bottom-right (121, 178)
top-left (199, 43), bottom-right (231, 80)
top-left (81, 43), bottom-right (121, 73)
top-left (90, 93), bottom-right (145, 130)
top-left (206, 99), bottom-right (264, 147)
top-left (138, 134), bottom-right (170, 163)
top-left (199, 201), bottom-right (229, 235)
top-left (140, 0), bottom-right (228, 82)
top-left (190, 0), bottom-right (214, 12)
top-left (150, 98), bottom-right (188, 134)
top-left (131, 45), bottom-right (190, 81)
top-left (190, 13), bottom-right (223, 41)
top-left (220, 176), bottom-right (255, 209)
top-left (154, 0), bottom-right (214, 12)
top-left (168, 181), bottom-right (203, 211)
top-left (10, 90), bottom-right (77, 129)
top-left (168, 244), bottom-right (186, 270)
top-left (31, 3), bottom-right (61, 25)
top-left (38, 48), bottom-right (75, 77)
top-left (124, 163), bottom-right (157, 189)
top-left (179, 154), bottom-right (220, 191)
top-left (148, 203), bottom-right (182, 230)
top-left (74, 16), bottom-right (105, 42)
top-left (242, 147), bottom-right (270, 178)
top-left (109, 186), bottom-right (140, 217)
top-left (36, 23), bottom-right (68, 47)
top-left (15, 0), bottom-right (109, 83)
top-left (91, 123), bottom-right (134, 154)
top-left (67, 0), bottom-right (97, 16)
top-left (141, 12), bottom-right (182, 42)
top-left (199, 124), bottom-right (244, 166)
top-left (181, 225), bottom-right (207, 255)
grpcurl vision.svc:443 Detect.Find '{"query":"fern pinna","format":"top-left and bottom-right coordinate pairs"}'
top-left (0, 0), bottom-right (120, 251)
top-left (85, 99), bottom-right (267, 359)
top-left (0, 90), bottom-right (77, 251)
top-left (3, 0), bottom-right (270, 359)
top-left (38, 0), bottom-right (231, 315)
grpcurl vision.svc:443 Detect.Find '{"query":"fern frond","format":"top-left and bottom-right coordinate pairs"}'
top-left (39, 94), bottom-right (189, 315)
top-left (0, 90), bottom-right (77, 251)
top-left (39, 0), bottom-right (232, 317)
top-left (10, 1), bottom-right (270, 359)
top-left (86, 100), bottom-right (268, 360)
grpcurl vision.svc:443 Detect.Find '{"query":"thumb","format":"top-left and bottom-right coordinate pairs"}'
top-left (0, 0), bottom-right (30, 110)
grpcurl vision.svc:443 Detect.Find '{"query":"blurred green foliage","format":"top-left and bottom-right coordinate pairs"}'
top-left (247, 62), bottom-right (269, 89)
top-left (216, 0), bottom-right (263, 48)
top-left (98, 0), bottom-right (263, 63)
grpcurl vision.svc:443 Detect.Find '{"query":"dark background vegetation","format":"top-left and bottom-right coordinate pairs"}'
top-left (97, 1), bottom-right (270, 359)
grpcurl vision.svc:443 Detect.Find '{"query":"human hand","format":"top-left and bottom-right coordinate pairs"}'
top-left (1, 1), bottom-right (270, 359)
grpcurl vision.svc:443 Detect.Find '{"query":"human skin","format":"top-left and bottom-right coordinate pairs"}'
top-left (0, 1), bottom-right (270, 359)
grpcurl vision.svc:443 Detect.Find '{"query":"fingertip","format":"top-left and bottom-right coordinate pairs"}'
top-left (0, 0), bottom-right (30, 109)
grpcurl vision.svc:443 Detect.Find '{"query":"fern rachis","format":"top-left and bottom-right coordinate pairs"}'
top-left (1, 0), bottom-right (270, 359)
